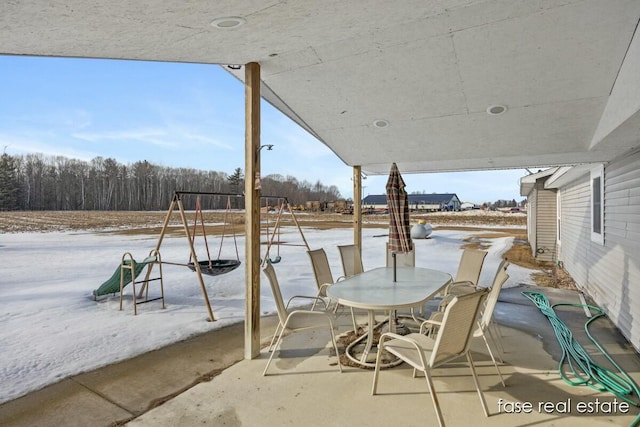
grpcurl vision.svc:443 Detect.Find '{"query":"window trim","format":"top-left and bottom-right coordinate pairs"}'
top-left (556, 190), bottom-right (561, 246)
top-left (590, 164), bottom-right (604, 245)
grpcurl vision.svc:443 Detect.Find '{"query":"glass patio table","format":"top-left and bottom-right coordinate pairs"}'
top-left (326, 266), bottom-right (452, 367)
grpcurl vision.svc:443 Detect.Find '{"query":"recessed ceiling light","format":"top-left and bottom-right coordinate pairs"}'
top-left (486, 105), bottom-right (507, 115)
top-left (210, 16), bottom-right (246, 29)
top-left (373, 119), bottom-right (390, 128)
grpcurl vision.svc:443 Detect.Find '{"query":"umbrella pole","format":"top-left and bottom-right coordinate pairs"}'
top-left (392, 251), bottom-right (396, 282)
top-left (387, 252), bottom-right (410, 335)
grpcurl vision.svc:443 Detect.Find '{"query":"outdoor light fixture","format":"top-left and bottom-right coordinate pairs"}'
top-left (486, 105), bottom-right (507, 115)
top-left (253, 145), bottom-right (274, 189)
top-left (227, 64), bottom-right (242, 70)
top-left (210, 16), bottom-right (246, 29)
top-left (255, 144), bottom-right (274, 162)
top-left (373, 119), bottom-right (390, 128)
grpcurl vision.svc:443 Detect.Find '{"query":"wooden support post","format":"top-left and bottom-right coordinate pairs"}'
top-left (245, 62), bottom-right (261, 359)
top-left (353, 165), bottom-right (363, 252)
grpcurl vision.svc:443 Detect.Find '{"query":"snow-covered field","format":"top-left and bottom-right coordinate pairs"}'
top-left (0, 223), bottom-right (536, 404)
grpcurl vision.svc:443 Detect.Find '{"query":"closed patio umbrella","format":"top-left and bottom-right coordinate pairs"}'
top-left (386, 162), bottom-right (413, 254)
top-left (385, 162), bottom-right (413, 334)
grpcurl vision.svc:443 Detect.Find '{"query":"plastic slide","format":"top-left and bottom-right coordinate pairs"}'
top-left (93, 255), bottom-right (156, 298)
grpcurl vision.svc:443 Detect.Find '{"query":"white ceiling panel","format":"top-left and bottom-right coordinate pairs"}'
top-left (1, 0), bottom-right (639, 175)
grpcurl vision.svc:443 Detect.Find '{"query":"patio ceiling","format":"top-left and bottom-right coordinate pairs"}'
top-left (2, 1), bottom-right (640, 176)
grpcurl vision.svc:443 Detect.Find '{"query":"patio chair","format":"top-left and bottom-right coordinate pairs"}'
top-left (337, 244), bottom-right (367, 331)
top-left (438, 249), bottom-right (487, 310)
top-left (307, 248), bottom-right (335, 302)
top-left (446, 248), bottom-right (488, 293)
top-left (262, 263), bottom-right (342, 376)
top-left (337, 244), bottom-right (364, 278)
top-left (372, 289), bottom-right (490, 427)
top-left (385, 243), bottom-right (415, 267)
top-left (307, 248), bottom-right (358, 332)
top-left (424, 259), bottom-right (510, 387)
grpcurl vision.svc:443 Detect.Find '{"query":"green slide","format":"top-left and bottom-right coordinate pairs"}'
top-left (93, 255), bottom-right (157, 298)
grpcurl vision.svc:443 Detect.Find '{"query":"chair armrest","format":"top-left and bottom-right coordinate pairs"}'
top-left (286, 309), bottom-right (334, 323)
top-left (444, 280), bottom-right (477, 295)
top-left (379, 332), bottom-right (431, 354)
top-left (379, 332), bottom-right (407, 341)
top-left (317, 283), bottom-right (332, 298)
top-left (285, 295), bottom-right (328, 311)
top-left (419, 313), bottom-right (443, 335)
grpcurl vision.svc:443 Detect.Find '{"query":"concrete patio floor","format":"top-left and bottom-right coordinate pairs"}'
top-left (2, 285), bottom-right (639, 426)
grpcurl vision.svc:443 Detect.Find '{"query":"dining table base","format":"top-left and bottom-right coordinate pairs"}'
top-left (382, 311), bottom-right (412, 335)
top-left (343, 311), bottom-right (406, 369)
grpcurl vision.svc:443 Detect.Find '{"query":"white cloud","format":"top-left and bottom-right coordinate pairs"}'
top-left (72, 126), bottom-right (236, 151)
top-left (0, 133), bottom-right (100, 161)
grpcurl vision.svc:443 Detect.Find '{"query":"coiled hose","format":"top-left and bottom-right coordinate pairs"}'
top-left (522, 291), bottom-right (640, 426)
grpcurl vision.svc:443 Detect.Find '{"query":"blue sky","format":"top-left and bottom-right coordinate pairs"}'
top-left (0, 55), bottom-right (527, 203)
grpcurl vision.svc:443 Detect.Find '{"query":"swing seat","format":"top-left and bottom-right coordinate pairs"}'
top-left (260, 256), bottom-right (282, 265)
top-left (188, 259), bottom-right (241, 276)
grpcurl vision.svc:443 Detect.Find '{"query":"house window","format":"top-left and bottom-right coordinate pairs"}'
top-left (590, 164), bottom-right (604, 245)
top-left (556, 191), bottom-right (561, 244)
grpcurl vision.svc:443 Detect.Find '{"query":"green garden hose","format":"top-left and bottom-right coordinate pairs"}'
top-left (523, 291), bottom-right (640, 426)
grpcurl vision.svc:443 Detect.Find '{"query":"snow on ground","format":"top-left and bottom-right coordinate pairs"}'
top-left (0, 225), bottom-right (538, 404)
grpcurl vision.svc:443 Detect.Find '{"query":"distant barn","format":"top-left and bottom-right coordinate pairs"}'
top-left (362, 193), bottom-right (461, 212)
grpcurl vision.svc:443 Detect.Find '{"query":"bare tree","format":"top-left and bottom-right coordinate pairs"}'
top-left (6, 152), bottom-right (342, 212)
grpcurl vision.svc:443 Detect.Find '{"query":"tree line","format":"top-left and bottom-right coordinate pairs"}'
top-left (0, 152), bottom-right (342, 211)
top-left (481, 199), bottom-right (525, 209)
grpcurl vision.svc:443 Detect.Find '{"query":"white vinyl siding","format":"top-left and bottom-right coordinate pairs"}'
top-left (557, 149), bottom-right (640, 351)
top-left (558, 176), bottom-right (591, 288)
top-left (534, 181), bottom-right (557, 262)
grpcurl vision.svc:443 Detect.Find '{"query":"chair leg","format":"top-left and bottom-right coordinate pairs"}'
top-left (268, 323), bottom-right (284, 352)
top-left (371, 335), bottom-right (387, 395)
top-left (480, 331), bottom-right (505, 387)
top-left (327, 319), bottom-right (343, 373)
top-left (489, 320), bottom-right (506, 357)
top-left (265, 319), bottom-right (341, 375)
top-left (263, 326), bottom-right (287, 376)
top-left (466, 351), bottom-right (489, 417)
top-left (349, 307), bottom-right (358, 334)
top-left (423, 370), bottom-right (445, 427)
top-left (493, 317), bottom-right (505, 337)
top-left (330, 301), bottom-right (359, 333)
top-left (486, 322), bottom-right (504, 363)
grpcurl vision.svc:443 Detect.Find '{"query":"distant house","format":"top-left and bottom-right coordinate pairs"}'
top-left (520, 148), bottom-right (640, 352)
top-left (519, 168), bottom-right (559, 263)
top-left (362, 193), bottom-right (461, 212)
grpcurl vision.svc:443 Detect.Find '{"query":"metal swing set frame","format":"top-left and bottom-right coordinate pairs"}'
top-left (137, 191), bottom-right (310, 322)
top-left (135, 191), bottom-right (242, 322)
top-left (261, 197), bottom-right (310, 267)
